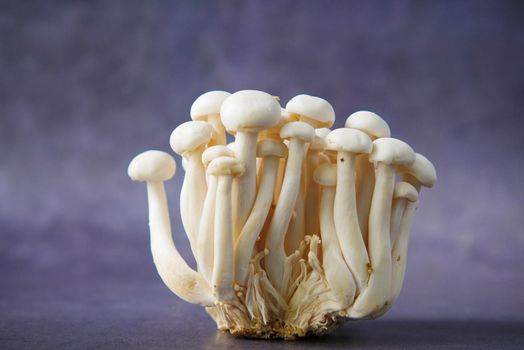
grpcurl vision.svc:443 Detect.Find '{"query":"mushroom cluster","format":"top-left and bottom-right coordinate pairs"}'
top-left (128, 90), bottom-right (436, 339)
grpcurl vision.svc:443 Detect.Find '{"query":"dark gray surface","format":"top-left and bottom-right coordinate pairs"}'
top-left (1, 0), bottom-right (524, 348)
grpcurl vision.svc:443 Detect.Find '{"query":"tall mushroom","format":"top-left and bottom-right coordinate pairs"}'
top-left (190, 91), bottom-right (231, 146)
top-left (220, 90), bottom-right (281, 239)
top-left (304, 133), bottom-right (327, 237)
top-left (170, 121), bottom-right (213, 257)
top-left (265, 121), bottom-right (315, 295)
top-left (325, 128), bottom-right (372, 292)
top-left (128, 150), bottom-right (214, 305)
top-left (207, 156), bottom-right (245, 302)
top-left (285, 94), bottom-right (335, 251)
top-left (390, 182), bottom-right (419, 302)
top-left (197, 145), bottom-right (235, 283)
top-left (314, 163), bottom-right (356, 309)
top-left (234, 139), bottom-right (287, 285)
top-left (349, 138), bottom-right (415, 317)
top-left (345, 111), bottom-right (391, 245)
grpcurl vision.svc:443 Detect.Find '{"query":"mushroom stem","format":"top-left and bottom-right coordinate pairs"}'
top-left (356, 154), bottom-right (374, 245)
top-left (234, 156), bottom-right (279, 285)
top-left (265, 139), bottom-right (308, 295)
top-left (390, 197), bottom-right (407, 246)
top-left (318, 177), bottom-right (356, 308)
top-left (232, 132), bottom-right (258, 237)
top-left (304, 151), bottom-right (323, 236)
top-left (197, 175), bottom-right (217, 283)
top-left (334, 152), bottom-right (370, 292)
top-left (207, 114), bottom-right (226, 145)
top-left (213, 175), bottom-right (236, 302)
top-left (349, 162), bottom-right (394, 316)
top-left (391, 200), bottom-right (418, 302)
top-left (285, 169), bottom-right (306, 254)
top-left (146, 181), bottom-right (214, 306)
top-left (180, 147), bottom-right (207, 256)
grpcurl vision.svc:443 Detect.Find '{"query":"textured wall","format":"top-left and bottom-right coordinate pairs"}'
top-left (1, 0), bottom-right (523, 320)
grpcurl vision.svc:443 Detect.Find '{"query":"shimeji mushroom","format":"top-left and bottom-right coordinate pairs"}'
top-left (235, 139), bottom-right (287, 285)
top-left (220, 90), bottom-right (281, 238)
top-left (170, 121), bottom-right (213, 257)
top-left (390, 182), bottom-right (419, 302)
top-left (207, 156), bottom-right (245, 302)
top-left (345, 111), bottom-right (391, 244)
top-left (265, 121), bottom-right (315, 295)
top-left (197, 145), bottom-right (235, 283)
top-left (349, 138), bottom-right (415, 317)
top-left (325, 128), bottom-right (372, 292)
top-left (191, 91), bottom-right (231, 146)
top-left (314, 163), bottom-right (356, 308)
top-left (128, 150), bottom-right (213, 305)
top-left (285, 95), bottom-right (335, 251)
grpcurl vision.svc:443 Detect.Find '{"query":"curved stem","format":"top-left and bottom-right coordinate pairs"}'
top-left (234, 157), bottom-right (279, 285)
top-left (208, 114), bottom-right (226, 145)
top-left (349, 162), bottom-right (394, 317)
top-left (320, 185), bottom-right (356, 309)
top-left (390, 197), bottom-right (407, 247)
top-left (212, 176), bottom-right (235, 302)
top-left (146, 181), bottom-right (213, 306)
top-left (197, 176), bottom-right (218, 284)
top-left (334, 152), bottom-right (370, 291)
top-left (391, 200), bottom-right (417, 302)
top-left (285, 167), bottom-right (306, 254)
top-left (265, 139), bottom-right (308, 295)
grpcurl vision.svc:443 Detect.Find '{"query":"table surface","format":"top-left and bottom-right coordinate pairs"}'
top-left (1, 277), bottom-right (523, 350)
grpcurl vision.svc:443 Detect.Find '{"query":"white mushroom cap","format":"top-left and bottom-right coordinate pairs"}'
top-left (190, 91), bottom-right (231, 121)
top-left (220, 90), bottom-right (281, 133)
top-left (128, 150), bottom-right (176, 182)
top-left (257, 139), bottom-right (287, 158)
top-left (207, 156), bottom-right (245, 176)
top-left (345, 111), bottom-right (391, 139)
top-left (369, 137), bottom-right (416, 166)
top-left (393, 181), bottom-right (419, 202)
top-left (280, 121), bottom-right (315, 143)
top-left (201, 145), bottom-right (235, 168)
top-left (170, 121), bottom-right (213, 155)
top-left (398, 153), bottom-right (437, 188)
top-left (313, 163), bottom-right (337, 187)
top-left (286, 94), bottom-right (335, 128)
top-left (325, 128), bottom-right (372, 154)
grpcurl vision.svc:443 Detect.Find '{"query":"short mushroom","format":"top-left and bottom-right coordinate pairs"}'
top-left (197, 146), bottom-right (235, 283)
top-left (349, 137), bottom-right (415, 317)
top-left (128, 150), bottom-right (213, 306)
top-left (314, 163), bottom-right (356, 309)
top-left (265, 121), bottom-right (315, 295)
top-left (207, 156), bottom-right (245, 302)
top-left (234, 139), bottom-right (287, 285)
top-left (397, 153), bottom-right (437, 192)
top-left (325, 128), bottom-right (372, 292)
top-left (345, 111), bottom-right (391, 245)
top-left (170, 121), bottom-right (213, 256)
top-left (220, 90), bottom-right (281, 238)
top-left (191, 91), bottom-right (231, 146)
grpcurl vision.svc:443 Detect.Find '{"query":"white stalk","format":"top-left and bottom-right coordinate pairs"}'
top-left (389, 197), bottom-right (406, 246)
top-left (334, 152), bottom-right (370, 291)
top-left (391, 200), bottom-right (418, 302)
top-left (197, 175), bottom-right (217, 284)
top-left (234, 157), bottom-right (279, 285)
top-left (356, 155), bottom-right (375, 245)
top-left (285, 168), bottom-right (306, 254)
top-left (232, 131), bottom-right (258, 237)
top-left (207, 113), bottom-right (226, 145)
top-left (319, 180), bottom-right (356, 308)
top-left (213, 175), bottom-right (235, 302)
top-left (147, 181), bottom-right (214, 306)
top-left (349, 162), bottom-right (394, 317)
top-left (180, 147), bottom-right (207, 257)
top-left (304, 152), bottom-right (321, 236)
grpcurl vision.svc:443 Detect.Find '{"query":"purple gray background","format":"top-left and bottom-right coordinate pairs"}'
top-left (1, 0), bottom-right (524, 348)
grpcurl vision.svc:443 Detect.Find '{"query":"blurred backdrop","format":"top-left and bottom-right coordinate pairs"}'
top-left (1, 0), bottom-right (523, 325)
